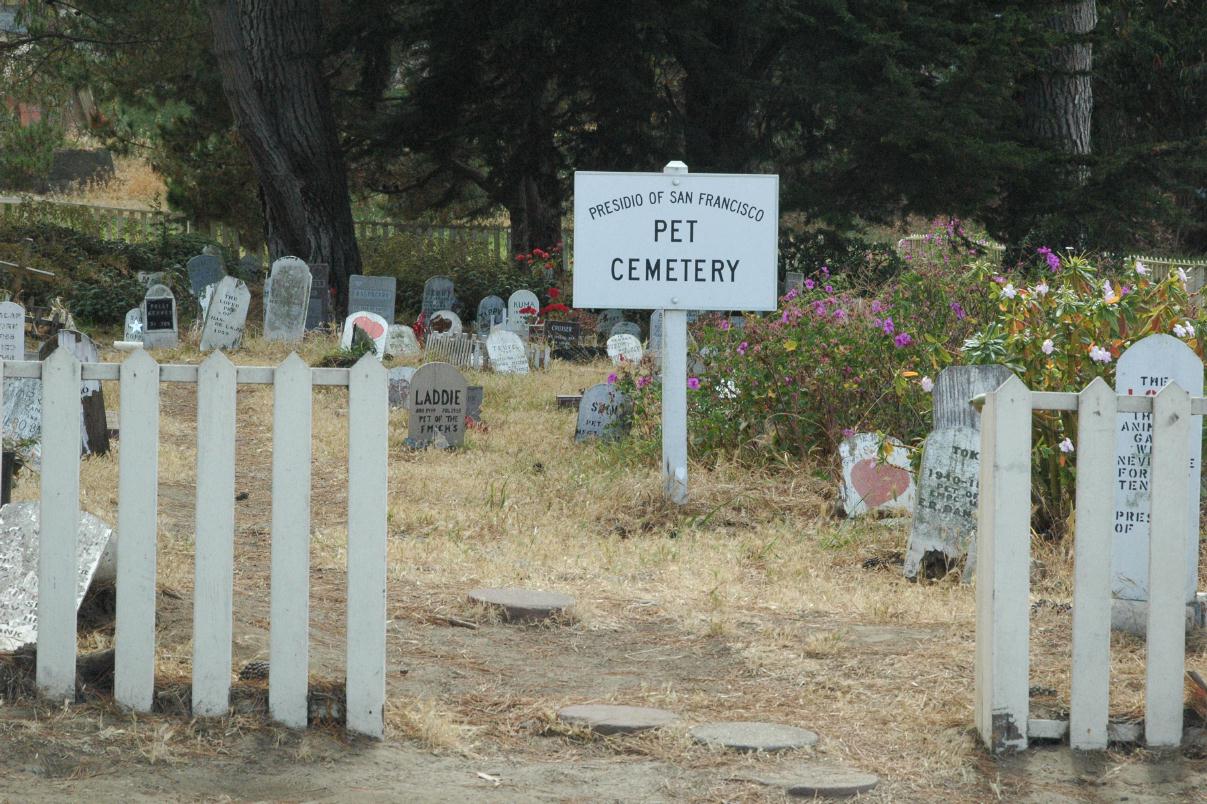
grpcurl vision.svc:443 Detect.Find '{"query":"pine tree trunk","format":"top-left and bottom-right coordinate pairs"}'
top-left (507, 174), bottom-right (563, 257)
top-left (207, 0), bottom-right (361, 310)
top-left (1026, 2), bottom-right (1097, 164)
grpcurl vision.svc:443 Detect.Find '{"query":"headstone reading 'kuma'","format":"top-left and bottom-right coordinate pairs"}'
top-left (348, 274), bottom-right (397, 322)
top-left (421, 275), bottom-right (455, 317)
top-left (407, 362), bottom-right (467, 448)
top-left (186, 253), bottom-right (224, 300)
top-left (610, 320), bottom-right (642, 340)
top-left (486, 329), bottom-right (529, 375)
top-left (476, 295), bottom-right (506, 331)
top-left (903, 426), bottom-right (981, 578)
top-left (141, 284), bottom-right (178, 349)
top-left (0, 300), bottom-right (25, 360)
top-left (385, 323), bottom-right (421, 357)
top-left (575, 382), bottom-right (631, 443)
top-left (305, 262), bottom-right (331, 330)
top-left (199, 276), bottom-right (251, 352)
top-left (508, 290), bottom-right (541, 323)
top-left (932, 365), bottom-right (1014, 431)
top-left (123, 308), bottom-right (144, 343)
top-left (606, 333), bottom-right (643, 365)
top-left (838, 433), bottom-right (915, 517)
top-left (429, 310), bottom-right (463, 336)
top-left (341, 311), bottom-right (389, 356)
top-left (264, 256), bottom-right (312, 343)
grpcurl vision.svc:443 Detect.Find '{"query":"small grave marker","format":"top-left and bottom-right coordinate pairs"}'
top-left (785, 271), bottom-right (805, 292)
top-left (595, 308), bottom-right (624, 335)
top-left (141, 284), bottom-right (178, 349)
top-left (575, 383), bottom-right (630, 442)
top-left (421, 275), bottom-right (455, 317)
top-left (305, 262), bottom-right (331, 330)
top-left (385, 324), bottom-right (421, 357)
top-left (406, 362), bottom-right (467, 448)
top-left (557, 704), bottom-right (678, 735)
top-left (341, 311), bottom-right (389, 356)
top-left (387, 366), bottom-right (415, 408)
top-left (0, 300), bottom-right (25, 360)
top-left (476, 295), bottom-right (506, 330)
top-left (263, 257), bottom-right (312, 343)
top-left (186, 254), bottom-right (224, 300)
top-left (508, 290), bottom-right (541, 323)
top-left (199, 276), bottom-right (251, 352)
top-left (348, 275), bottom-right (397, 322)
top-left (838, 433), bottom-right (915, 517)
top-left (610, 320), bottom-right (641, 339)
top-left (547, 320), bottom-right (581, 348)
top-left (123, 308), bottom-right (144, 344)
top-left (466, 385), bottom-right (483, 423)
top-left (467, 587), bottom-right (574, 622)
top-left (903, 426), bottom-right (981, 578)
top-left (429, 309), bottom-right (462, 335)
top-left (689, 722), bottom-right (818, 752)
top-left (606, 333), bottom-right (643, 365)
top-left (486, 329), bottom-right (529, 374)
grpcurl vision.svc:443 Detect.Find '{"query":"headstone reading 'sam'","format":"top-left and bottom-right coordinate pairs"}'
top-left (429, 310), bottom-right (463, 336)
top-left (1113, 334), bottom-right (1202, 605)
top-left (123, 308), bottom-right (144, 343)
top-left (606, 333), bottom-right (643, 365)
top-left (305, 262), bottom-right (331, 330)
top-left (838, 433), bottom-right (915, 518)
top-left (341, 311), bottom-right (389, 356)
top-left (263, 256), bottom-right (312, 342)
top-left (932, 365), bottom-right (1014, 431)
top-left (407, 362), bottom-right (467, 448)
top-left (476, 295), bottom-right (506, 330)
top-left (141, 284), bottom-right (178, 349)
top-left (385, 323), bottom-right (421, 358)
top-left (186, 253), bottom-right (225, 299)
top-left (39, 329), bottom-right (109, 456)
top-left (575, 382), bottom-right (631, 443)
top-left (547, 320), bottom-right (580, 347)
top-left (610, 320), bottom-right (642, 340)
top-left (903, 426), bottom-right (981, 578)
top-left (348, 274), bottom-right (397, 322)
top-left (486, 329), bottom-right (529, 375)
top-left (508, 290), bottom-right (541, 322)
top-left (199, 276), bottom-right (251, 352)
top-left (387, 366), bottom-right (416, 408)
top-left (466, 385), bottom-right (483, 423)
top-left (0, 300), bottom-right (25, 360)
top-left (421, 275), bottom-right (455, 317)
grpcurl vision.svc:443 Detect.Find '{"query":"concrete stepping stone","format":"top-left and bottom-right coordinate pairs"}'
top-left (467, 587), bottom-right (575, 622)
top-left (557, 704), bottom-right (678, 735)
top-left (741, 765), bottom-right (880, 799)
top-left (690, 721), bottom-right (818, 752)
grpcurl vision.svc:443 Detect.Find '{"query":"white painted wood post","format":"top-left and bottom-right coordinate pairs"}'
top-left (974, 374), bottom-right (1032, 753)
top-left (270, 354), bottom-right (312, 728)
top-left (192, 351), bottom-right (236, 717)
top-left (661, 160), bottom-right (689, 504)
top-left (1145, 381), bottom-right (1190, 747)
top-left (1069, 377), bottom-right (1116, 750)
top-left (346, 354), bottom-right (388, 738)
top-left (115, 349), bottom-right (160, 711)
top-left (38, 348), bottom-right (81, 702)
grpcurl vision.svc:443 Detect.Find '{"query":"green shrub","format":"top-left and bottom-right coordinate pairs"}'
top-left (779, 227), bottom-right (906, 287)
top-left (0, 112), bottom-right (64, 191)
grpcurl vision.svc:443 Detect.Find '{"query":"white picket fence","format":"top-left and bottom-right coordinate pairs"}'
top-left (976, 375), bottom-right (1198, 752)
top-left (3, 349), bottom-right (388, 737)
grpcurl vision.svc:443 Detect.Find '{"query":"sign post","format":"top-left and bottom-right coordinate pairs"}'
top-left (573, 160), bottom-right (778, 503)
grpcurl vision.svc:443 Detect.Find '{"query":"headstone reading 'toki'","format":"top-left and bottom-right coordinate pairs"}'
top-left (0, 300), bottom-right (25, 360)
top-left (486, 329), bottom-right (529, 375)
top-left (838, 433), bottom-right (915, 517)
top-left (341, 311), bottom-right (389, 356)
top-left (575, 383), bottom-right (630, 442)
top-left (348, 274), bottom-right (397, 322)
top-left (932, 365), bottom-right (1014, 431)
top-left (476, 295), bottom-right (506, 330)
top-left (199, 276), bottom-right (251, 352)
top-left (264, 256), bottom-right (312, 343)
top-left (606, 333), bottom-right (643, 366)
top-left (407, 362), bottom-right (467, 448)
top-left (903, 426), bottom-right (981, 578)
top-left (421, 275), bottom-right (455, 317)
top-left (141, 284), bottom-right (178, 349)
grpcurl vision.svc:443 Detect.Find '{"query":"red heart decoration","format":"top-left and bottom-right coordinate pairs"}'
top-left (850, 458), bottom-right (911, 509)
top-left (353, 316), bottom-right (385, 340)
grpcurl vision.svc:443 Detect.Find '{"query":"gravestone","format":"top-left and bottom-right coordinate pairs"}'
top-left (136, 271), bottom-right (165, 289)
top-left (468, 587), bottom-right (575, 622)
top-left (387, 366), bottom-right (415, 408)
top-left (305, 262), bottom-right (331, 330)
top-left (0, 300), bottom-right (25, 360)
top-left (903, 426), bottom-right (981, 578)
top-left (263, 256), bottom-right (312, 343)
top-left (421, 275), bottom-right (455, 317)
top-left (606, 333), bottom-right (643, 365)
top-left (1113, 334), bottom-right (1202, 616)
top-left (575, 383), bottom-right (631, 443)
top-left (407, 362), bottom-right (467, 448)
top-left (785, 271), bottom-right (805, 293)
top-left (557, 704), bottom-right (678, 735)
top-left (476, 295), bottom-right (506, 330)
top-left (429, 310), bottom-right (463, 336)
top-left (596, 308), bottom-right (624, 335)
top-left (186, 254), bottom-right (224, 300)
top-left (508, 290), bottom-right (541, 322)
top-left (610, 320), bottom-right (642, 339)
top-left (1, 376), bottom-right (41, 445)
top-left (236, 253), bottom-right (261, 280)
top-left (123, 308), bottom-right (144, 343)
top-left (838, 433), bottom-right (915, 517)
top-left (141, 284), bottom-right (178, 349)
top-left (932, 365), bottom-right (1014, 431)
top-left (341, 311), bottom-right (389, 356)
top-left (348, 274), bottom-right (397, 322)
top-left (498, 319), bottom-right (530, 342)
top-left (648, 310), bottom-right (664, 351)
top-left (547, 320), bottom-right (580, 348)
top-left (199, 276), bottom-right (251, 352)
top-left (466, 385), bottom-right (483, 423)
top-left (198, 282), bottom-right (217, 319)
top-left (39, 329), bottom-right (109, 455)
top-left (486, 329), bottom-right (529, 375)
top-left (385, 324), bottom-right (421, 358)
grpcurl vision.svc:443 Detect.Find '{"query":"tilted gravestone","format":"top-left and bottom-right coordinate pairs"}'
top-left (610, 320), bottom-right (642, 340)
top-left (263, 256), bottom-right (312, 343)
top-left (507, 290), bottom-right (541, 323)
top-left (305, 262), bottom-right (331, 330)
top-left (476, 295), bottom-right (506, 330)
top-left (466, 385), bottom-right (483, 423)
top-left (903, 426), bottom-right (981, 578)
top-left (838, 433), bottom-right (915, 518)
top-left (407, 362), bottom-right (468, 448)
top-left (141, 284), bottom-right (178, 349)
top-left (547, 320), bottom-right (580, 348)
top-left (123, 308), bottom-right (144, 343)
top-left (387, 366), bottom-right (416, 409)
top-left (606, 333), bottom-right (643, 366)
top-left (186, 254), bottom-right (225, 300)
top-left (38, 329), bottom-right (109, 455)
top-left (0, 300), bottom-right (25, 360)
top-left (429, 310), bottom-right (463, 336)
top-left (385, 324), bottom-right (421, 358)
top-left (341, 311), bottom-right (389, 356)
top-left (199, 276), bottom-right (251, 352)
top-left (486, 329), bottom-right (529, 375)
top-left (421, 275), bottom-right (455, 317)
top-left (575, 383), bottom-right (631, 443)
top-left (348, 274), bottom-right (397, 322)
top-left (932, 365), bottom-right (1014, 431)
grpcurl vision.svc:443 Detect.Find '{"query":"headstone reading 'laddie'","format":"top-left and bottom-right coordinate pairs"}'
top-left (341, 311), bottom-right (390, 356)
top-left (186, 253), bottom-right (225, 300)
top-left (476, 295), bottom-right (506, 331)
top-left (385, 323), bottom-right (421, 358)
top-left (429, 310), bottom-right (463, 336)
top-left (507, 290), bottom-right (541, 323)
top-left (123, 307), bottom-right (144, 343)
top-left (606, 333), bottom-right (643, 366)
top-left (348, 274), bottom-right (397, 322)
top-left (407, 362), bottom-right (468, 448)
top-left (39, 329), bottom-right (109, 455)
top-left (199, 276), bottom-right (251, 352)
top-left (421, 275), bottom-right (455, 317)
top-left (839, 433), bottom-right (915, 517)
top-left (903, 426), bottom-right (981, 578)
top-left (0, 300), bottom-right (25, 360)
top-left (486, 329), bottom-right (529, 375)
top-left (141, 284), bottom-right (178, 349)
top-left (263, 256), bottom-right (312, 343)
top-left (610, 320), bottom-right (642, 340)
top-left (932, 365), bottom-right (1015, 431)
top-left (305, 262), bottom-right (331, 330)
top-left (575, 383), bottom-right (631, 442)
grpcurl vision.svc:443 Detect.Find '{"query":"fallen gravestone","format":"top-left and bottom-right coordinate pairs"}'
top-left (141, 284), bottom-right (178, 349)
top-left (199, 276), bottom-right (251, 352)
top-left (429, 310), bottom-right (463, 336)
top-left (486, 329), bottom-right (529, 375)
top-left (467, 587), bottom-right (575, 622)
top-left (838, 433), bottom-right (915, 517)
top-left (407, 362), bottom-right (467, 448)
top-left (508, 289), bottom-right (541, 323)
top-left (421, 275), bottom-right (455, 317)
top-left (0, 300), bottom-right (24, 360)
top-left (305, 262), bottom-right (331, 330)
top-left (39, 329), bottom-right (109, 455)
top-left (476, 295), bottom-right (506, 331)
top-left (903, 426), bottom-right (981, 579)
top-left (263, 257), bottom-right (311, 343)
top-left (186, 253), bottom-right (225, 300)
top-left (610, 320), bottom-right (641, 340)
top-left (385, 324), bottom-right (421, 358)
top-left (689, 722), bottom-right (819, 752)
top-left (387, 366), bottom-right (416, 408)
top-left (606, 333), bottom-right (643, 366)
top-left (575, 383), bottom-right (631, 442)
top-left (123, 308), bottom-right (144, 344)
top-left (466, 385), bottom-right (483, 423)
top-left (547, 320), bottom-right (580, 348)
top-left (341, 311), bottom-right (389, 356)
top-left (557, 704), bottom-right (678, 735)
top-left (932, 365), bottom-right (1014, 431)
top-left (348, 274), bottom-right (396, 322)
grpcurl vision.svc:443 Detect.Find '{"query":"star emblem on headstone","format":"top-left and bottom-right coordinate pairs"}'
top-left (129, 319), bottom-right (143, 333)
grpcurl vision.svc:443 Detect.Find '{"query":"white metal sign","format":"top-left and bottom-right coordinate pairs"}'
top-left (572, 170), bottom-right (779, 311)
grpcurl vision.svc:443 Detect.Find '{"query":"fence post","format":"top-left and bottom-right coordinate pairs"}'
top-left (1070, 377), bottom-right (1116, 749)
top-left (974, 374), bottom-right (1032, 752)
top-left (1145, 381), bottom-right (1191, 746)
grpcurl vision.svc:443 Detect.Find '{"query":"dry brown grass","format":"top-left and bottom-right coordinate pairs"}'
top-left (43, 154), bottom-right (168, 211)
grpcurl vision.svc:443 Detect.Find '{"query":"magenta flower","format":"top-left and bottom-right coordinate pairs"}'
top-left (737, 341), bottom-right (748, 356)
top-left (881, 317), bottom-right (895, 335)
top-left (687, 377), bottom-right (701, 390)
top-left (637, 375), bottom-right (651, 388)
top-left (894, 332), bottom-right (913, 348)
top-left (870, 300), bottom-right (885, 314)
top-left (1037, 246), bottom-right (1061, 272)
top-left (834, 309), bottom-right (847, 321)
top-left (821, 265), bottom-right (830, 277)
top-left (719, 319), bottom-right (731, 331)
top-left (607, 373), bottom-right (617, 384)
top-left (950, 301), bottom-right (966, 320)
top-left (841, 427), bottom-right (855, 438)
top-left (804, 278), bottom-right (815, 290)
top-left (824, 284), bottom-right (834, 293)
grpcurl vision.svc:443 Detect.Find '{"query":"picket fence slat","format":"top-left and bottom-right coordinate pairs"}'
top-left (1145, 382), bottom-right (1191, 746)
top-left (115, 350), bottom-right (160, 711)
top-left (345, 355), bottom-right (388, 738)
top-left (974, 374), bottom-right (1032, 753)
top-left (192, 352), bottom-right (237, 716)
top-left (270, 354), bottom-right (312, 728)
top-left (1069, 378), bottom-right (1116, 750)
top-left (37, 349), bottom-right (82, 701)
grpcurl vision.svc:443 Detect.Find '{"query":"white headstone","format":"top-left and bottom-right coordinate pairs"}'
top-left (903, 426), bottom-right (981, 578)
top-left (0, 300), bottom-right (25, 361)
top-left (407, 362), bottom-right (467, 448)
top-left (932, 365), bottom-right (1015, 431)
top-left (341, 311), bottom-right (390, 356)
top-left (385, 324), bottom-right (421, 357)
top-left (264, 256), bottom-right (312, 343)
top-left (606, 333), bottom-right (643, 366)
top-left (199, 276), bottom-right (251, 352)
top-left (839, 433), bottom-right (916, 518)
top-left (429, 310), bottom-right (463, 336)
top-left (141, 284), bottom-right (178, 349)
top-left (486, 329), bottom-right (529, 375)
top-left (508, 290), bottom-right (541, 323)
top-left (575, 383), bottom-right (631, 443)
top-left (123, 307), bottom-right (144, 343)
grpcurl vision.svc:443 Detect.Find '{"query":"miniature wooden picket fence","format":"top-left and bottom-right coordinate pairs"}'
top-left (976, 375), bottom-right (1198, 752)
top-left (2, 349), bottom-right (388, 737)
top-left (424, 332), bottom-right (487, 370)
